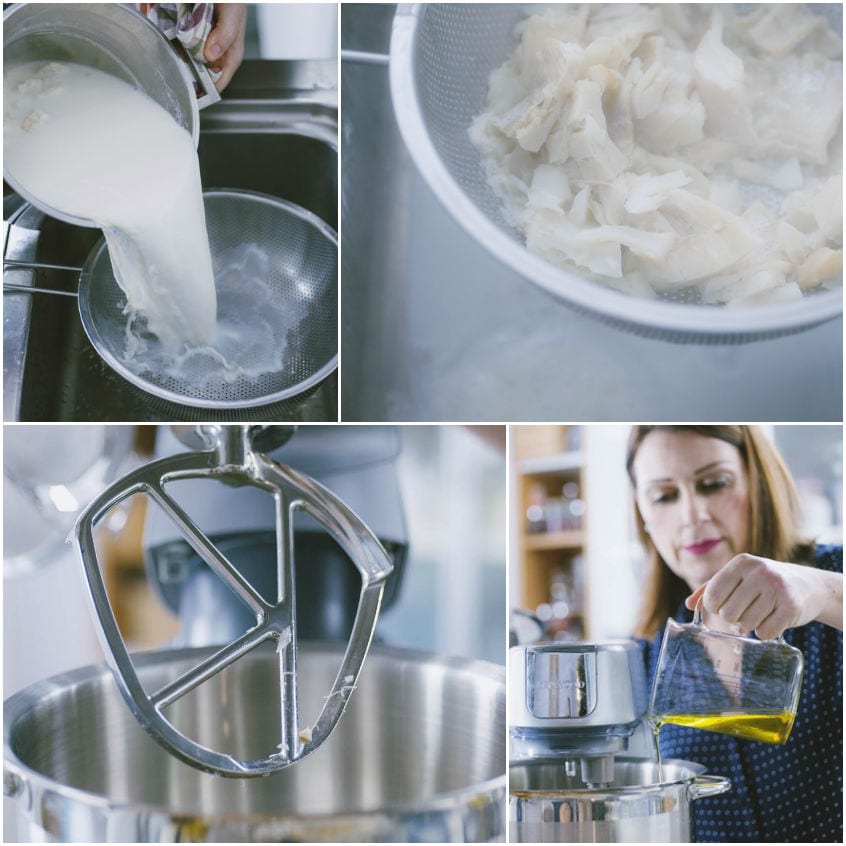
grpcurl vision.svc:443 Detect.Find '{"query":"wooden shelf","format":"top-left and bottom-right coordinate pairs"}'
top-left (524, 530), bottom-right (585, 550)
top-left (518, 451), bottom-right (583, 475)
top-left (514, 426), bottom-right (589, 638)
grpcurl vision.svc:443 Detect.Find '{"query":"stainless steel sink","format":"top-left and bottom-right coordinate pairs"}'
top-left (3, 60), bottom-right (338, 422)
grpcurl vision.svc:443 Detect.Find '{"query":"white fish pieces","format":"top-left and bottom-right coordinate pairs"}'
top-left (470, 4), bottom-right (843, 302)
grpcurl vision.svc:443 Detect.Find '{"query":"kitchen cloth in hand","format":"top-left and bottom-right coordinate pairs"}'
top-left (136, 3), bottom-right (222, 80)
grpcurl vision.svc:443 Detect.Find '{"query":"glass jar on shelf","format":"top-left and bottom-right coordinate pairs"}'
top-left (526, 483), bottom-right (547, 534)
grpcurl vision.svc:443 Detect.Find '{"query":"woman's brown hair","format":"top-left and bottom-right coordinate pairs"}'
top-left (626, 425), bottom-right (815, 638)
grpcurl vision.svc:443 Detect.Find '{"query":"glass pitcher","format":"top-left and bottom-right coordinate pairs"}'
top-left (648, 600), bottom-right (803, 744)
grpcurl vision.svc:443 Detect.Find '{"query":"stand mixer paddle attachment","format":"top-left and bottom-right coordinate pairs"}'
top-left (72, 425), bottom-right (394, 777)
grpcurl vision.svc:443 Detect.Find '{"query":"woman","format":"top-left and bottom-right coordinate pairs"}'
top-left (627, 425), bottom-right (842, 843)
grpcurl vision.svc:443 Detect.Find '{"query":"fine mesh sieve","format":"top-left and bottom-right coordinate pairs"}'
top-left (78, 189), bottom-right (337, 409)
top-left (389, 4), bottom-right (843, 343)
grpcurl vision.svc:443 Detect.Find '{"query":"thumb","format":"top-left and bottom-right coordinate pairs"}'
top-left (685, 584), bottom-right (707, 611)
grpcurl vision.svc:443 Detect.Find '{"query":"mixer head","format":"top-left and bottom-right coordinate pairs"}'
top-left (509, 641), bottom-right (648, 787)
top-left (73, 425), bottom-right (393, 777)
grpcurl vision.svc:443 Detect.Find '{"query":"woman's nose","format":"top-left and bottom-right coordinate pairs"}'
top-left (680, 488), bottom-right (709, 526)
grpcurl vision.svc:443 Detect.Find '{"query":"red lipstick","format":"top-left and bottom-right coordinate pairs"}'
top-left (684, 538), bottom-right (722, 555)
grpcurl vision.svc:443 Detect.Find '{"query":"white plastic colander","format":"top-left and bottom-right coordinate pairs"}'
top-left (389, 4), bottom-right (843, 343)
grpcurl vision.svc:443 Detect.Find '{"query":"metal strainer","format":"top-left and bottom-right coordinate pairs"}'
top-left (390, 4), bottom-right (843, 343)
top-left (78, 189), bottom-right (337, 409)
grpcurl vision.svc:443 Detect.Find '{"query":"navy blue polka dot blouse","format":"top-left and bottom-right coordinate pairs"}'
top-left (642, 545), bottom-right (843, 843)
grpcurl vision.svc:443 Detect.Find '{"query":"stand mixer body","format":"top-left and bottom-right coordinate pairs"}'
top-left (509, 641), bottom-right (730, 843)
top-left (510, 642), bottom-right (648, 786)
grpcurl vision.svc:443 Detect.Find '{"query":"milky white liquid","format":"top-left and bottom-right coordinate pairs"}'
top-left (4, 61), bottom-right (217, 347)
top-left (124, 240), bottom-right (301, 397)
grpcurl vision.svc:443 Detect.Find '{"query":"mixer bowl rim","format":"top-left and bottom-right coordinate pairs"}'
top-left (508, 756), bottom-right (708, 796)
top-left (75, 187), bottom-right (339, 410)
top-left (389, 3), bottom-right (843, 340)
top-left (4, 642), bottom-right (507, 823)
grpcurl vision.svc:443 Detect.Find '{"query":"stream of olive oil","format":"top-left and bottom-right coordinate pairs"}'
top-left (651, 712), bottom-right (794, 781)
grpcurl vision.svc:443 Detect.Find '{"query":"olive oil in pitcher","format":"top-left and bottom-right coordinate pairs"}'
top-left (654, 711), bottom-right (795, 744)
top-left (650, 710), bottom-right (794, 782)
top-left (648, 601), bottom-right (803, 780)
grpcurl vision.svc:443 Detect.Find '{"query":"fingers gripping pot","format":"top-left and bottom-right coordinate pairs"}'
top-left (72, 425), bottom-right (393, 777)
top-left (508, 642), bottom-right (731, 843)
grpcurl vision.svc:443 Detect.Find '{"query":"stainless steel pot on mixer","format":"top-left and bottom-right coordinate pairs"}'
top-left (511, 758), bottom-right (729, 843)
top-left (509, 641), bottom-right (730, 842)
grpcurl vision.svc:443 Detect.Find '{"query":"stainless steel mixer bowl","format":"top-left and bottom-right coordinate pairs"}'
top-left (4, 644), bottom-right (506, 842)
top-left (510, 757), bottom-right (730, 843)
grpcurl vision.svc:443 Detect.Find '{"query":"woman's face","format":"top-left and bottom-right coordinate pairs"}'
top-left (632, 430), bottom-right (751, 591)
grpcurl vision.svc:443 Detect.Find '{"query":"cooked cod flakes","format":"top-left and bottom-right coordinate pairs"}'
top-left (470, 4), bottom-right (843, 303)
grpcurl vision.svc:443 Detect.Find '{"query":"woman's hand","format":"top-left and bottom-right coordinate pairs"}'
top-left (205, 4), bottom-right (247, 92)
top-left (686, 553), bottom-right (843, 639)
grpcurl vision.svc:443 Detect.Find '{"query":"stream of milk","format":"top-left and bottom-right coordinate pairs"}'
top-left (4, 61), bottom-right (218, 348)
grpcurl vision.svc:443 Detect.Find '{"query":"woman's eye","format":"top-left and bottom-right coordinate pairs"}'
top-left (698, 476), bottom-right (731, 494)
top-left (651, 490), bottom-right (676, 504)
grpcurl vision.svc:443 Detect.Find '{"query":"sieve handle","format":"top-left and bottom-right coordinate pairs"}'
top-left (341, 49), bottom-right (389, 66)
top-left (4, 258), bottom-right (82, 297)
top-left (3, 283), bottom-right (78, 298)
top-left (4, 259), bottom-right (83, 273)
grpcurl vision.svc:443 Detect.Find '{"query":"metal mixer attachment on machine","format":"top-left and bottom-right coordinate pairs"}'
top-left (72, 425), bottom-right (394, 777)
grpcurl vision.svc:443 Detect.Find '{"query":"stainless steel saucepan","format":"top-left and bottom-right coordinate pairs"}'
top-left (510, 758), bottom-right (730, 842)
top-left (3, 2), bottom-right (219, 228)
